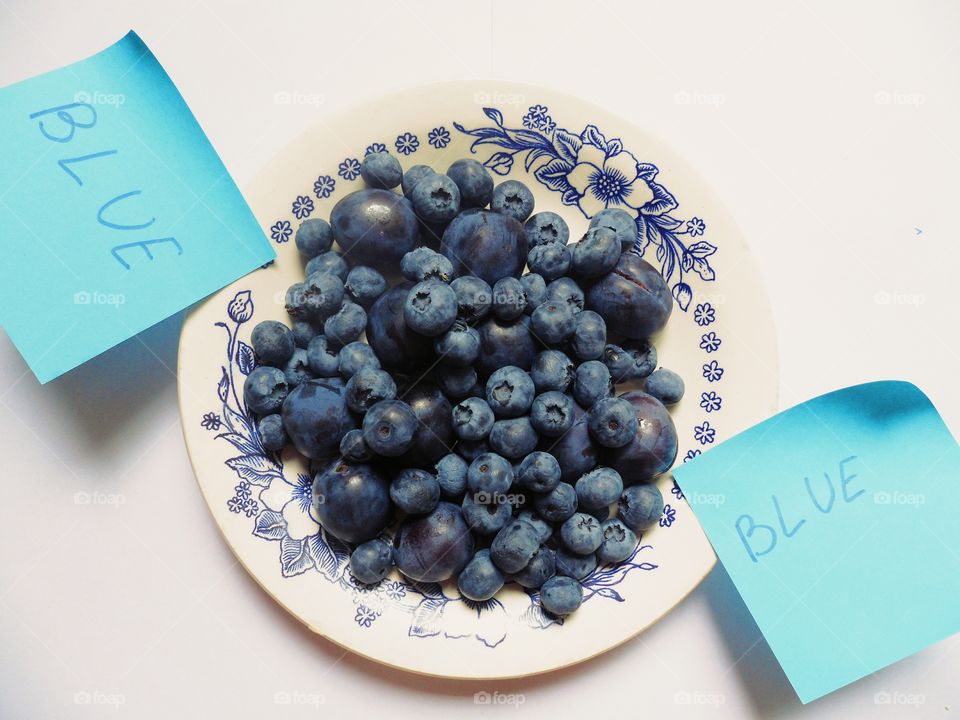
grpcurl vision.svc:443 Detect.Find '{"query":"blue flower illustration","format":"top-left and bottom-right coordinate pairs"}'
top-left (395, 132), bottom-right (420, 155)
top-left (234, 481), bottom-right (251, 500)
top-left (699, 332), bottom-right (721, 353)
top-left (700, 391), bottom-right (722, 412)
top-left (313, 174), bottom-right (336, 198)
top-left (365, 142), bottom-right (387, 155)
top-left (702, 360), bottom-right (724, 383)
top-left (270, 220), bottom-right (292, 243)
top-left (242, 498), bottom-right (259, 518)
top-left (694, 302), bottom-right (715, 326)
top-left (355, 605), bottom-right (377, 628)
top-left (227, 495), bottom-right (245, 514)
top-left (686, 217), bottom-right (706, 236)
top-left (659, 505), bottom-right (677, 528)
top-left (291, 195), bottom-right (314, 219)
top-left (201, 412), bottom-right (221, 431)
top-left (428, 126), bottom-right (450, 149)
top-left (227, 290), bottom-right (253, 324)
top-left (684, 448), bottom-right (702, 462)
top-left (694, 422), bottom-right (716, 445)
top-left (385, 581), bottom-right (406, 601)
top-left (671, 479), bottom-right (684, 500)
top-left (522, 105), bottom-right (554, 133)
top-left (338, 158), bottom-right (361, 180)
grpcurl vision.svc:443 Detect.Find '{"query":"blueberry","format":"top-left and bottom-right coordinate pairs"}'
top-left (491, 277), bottom-right (526, 321)
top-left (403, 280), bottom-right (458, 337)
top-left (437, 365), bottom-right (477, 399)
top-left (560, 513), bottom-right (603, 554)
top-left (571, 226), bottom-right (620, 279)
top-left (533, 482), bottom-right (578, 523)
top-left (305, 251), bottom-right (349, 282)
top-left (436, 453), bottom-right (468, 500)
top-left (512, 545), bottom-right (556, 589)
top-left (456, 438), bottom-right (492, 463)
top-left (282, 377), bottom-right (356, 458)
top-left (257, 413), bottom-right (288, 452)
top-left (491, 179), bottom-right (534, 223)
top-left (539, 575), bottom-right (584, 615)
top-left (518, 510), bottom-right (554, 544)
top-left (605, 391), bottom-right (678, 483)
top-left (331, 188), bottom-right (419, 271)
top-left (576, 466), bottom-right (624, 509)
top-left (596, 518), bottom-right (637, 564)
top-left (520, 273), bottom-right (547, 314)
top-left (467, 452), bottom-right (514, 497)
top-left (475, 316), bottom-right (536, 376)
top-left (541, 400), bottom-right (600, 484)
top-left (295, 218), bottom-right (334, 259)
top-left (573, 360), bottom-right (612, 407)
top-left (490, 519), bottom-right (540, 573)
top-left (367, 284), bottom-right (435, 373)
top-left (516, 451), bottom-right (561, 493)
top-left (531, 350), bottom-right (574, 392)
top-left (323, 301), bottom-right (367, 347)
top-left (529, 391), bottom-right (575, 438)
top-left (250, 320), bottom-right (295, 367)
top-left (627, 342), bottom-right (658, 379)
top-left (401, 247), bottom-right (454, 284)
top-left (349, 538), bottom-right (394, 584)
top-left (602, 343), bottom-right (634, 383)
top-left (587, 254), bottom-right (672, 340)
top-left (589, 207), bottom-right (637, 251)
top-left (362, 399), bottom-right (418, 457)
top-left (450, 275), bottom-right (493, 323)
top-left (243, 366), bottom-right (288, 415)
top-left (345, 366), bottom-right (396, 413)
top-left (527, 242), bottom-right (571, 282)
top-left (544, 277), bottom-right (584, 316)
top-left (447, 158), bottom-right (494, 209)
top-left (312, 459), bottom-right (391, 543)
top-left (523, 211), bottom-right (569, 247)
top-left (344, 265), bottom-right (387, 308)
top-left (340, 428), bottom-right (373, 462)
top-left (489, 417), bottom-right (538, 460)
top-left (402, 164), bottom-right (435, 197)
top-left (452, 396), bottom-right (495, 441)
top-left (461, 492), bottom-right (512, 534)
top-left (644, 368), bottom-right (685, 405)
top-left (396, 381), bottom-right (454, 468)
top-left (296, 271), bottom-right (346, 321)
top-left (588, 397), bottom-right (639, 448)
top-left (291, 320), bottom-right (319, 349)
top-left (531, 300), bottom-right (576, 345)
top-left (337, 341), bottom-right (380, 378)
top-left (618, 483), bottom-right (665, 532)
top-left (570, 311), bottom-right (606, 362)
top-left (390, 468), bottom-right (441, 515)
top-left (485, 366), bottom-right (535, 418)
top-left (360, 151), bottom-right (402, 189)
top-left (434, 321), bottom-right (480, 366)
top-left (410, 172), bottom-right (461, 224)
top-left (458, 549), bottom-right (505, 601)
top-left (394, 502), bottom-right (473, 582)
top-left (283, 348), bottom-right (315, 387)
top-left (441, 209), bottom-right (528, 285)
top-left (554, 548), bottom-right (597, 581)
top-left (587, 504), bottom-right (612, 522)
top-left (305, 335), bottom-right (340, 377)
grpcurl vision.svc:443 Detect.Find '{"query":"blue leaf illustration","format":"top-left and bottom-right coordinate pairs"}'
top-left (279, 536), bottom-right (313, 577)
top-left (306, 531), bottom-right (346, 582)
top-left (552, 128), bottom-right (582, 166)
top-left (408, 598), bottom-right (446, 638)
top-left (252, 509), bottom-right (286, 540)
top-left (687, 241), bottom-right (717, 258)
top-left (520, 599), bottom-right (561, 629)
top-left (580, 124), bottom-right (607, 150)
top-left (642, 181), bottom-right (678, 216)
top-left (236, 341), bottom-right (256, 375)
top-left (217, 366), bottom-right (229, 402)
top-left (594, 587), bottom-right (625, 602)
top-left (691, 257), bottom-right (716, 281)
top-left (485, 151), bottom-right (514, 175)
top-left (483, 107), bottom-right (504, 126)
top-left (607, 137), bottom-right (623, 155)
top-left (534, 158), bottom-right (574, 193)
top-left (635, 562), bottom-right (658, 571)
top-left (673, 282), bottom-right (693, 311)
top-left (225, 455), bottom-right (283, 486)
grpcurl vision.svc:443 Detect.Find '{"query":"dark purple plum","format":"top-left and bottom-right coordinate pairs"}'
top-left (587, 253), bottom-right (673, 340)
top-left (330, 188), bottom-right (419, 271)
top-left (394, 501), bottom-right (474, 582)
top-left (312, 459), bottom-right (391, 543)
top-left (538, 400), bottom-right (600, 484)
top-left (441, 209), bottom-right (528, 285)
top-left (281, 378), bottom-right (357, 458)
top-left (604, 391), bottom-right (678, 483)
top-left (475, 315), bottom-right (536, 377)
top-left (366, 284), bottom-right (434, 373)
top-left (395, 380), bottom-right (454, 468)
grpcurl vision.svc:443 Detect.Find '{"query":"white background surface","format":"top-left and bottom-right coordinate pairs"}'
top-left (1, 1), bottom-right (958, 717)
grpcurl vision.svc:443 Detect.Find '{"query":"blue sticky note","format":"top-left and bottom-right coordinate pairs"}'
top-left (0, 31), bottom-right (274, 382)
top-left (674, 381), bottom-right (960, 703)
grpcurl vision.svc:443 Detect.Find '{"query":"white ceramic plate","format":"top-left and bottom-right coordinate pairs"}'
top-left (177, 82), bottom-right (777, 679)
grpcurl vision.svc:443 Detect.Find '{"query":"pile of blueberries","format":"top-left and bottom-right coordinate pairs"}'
top-left (242, 150), bottom-right (685, 617)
